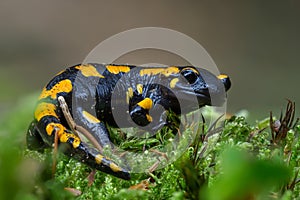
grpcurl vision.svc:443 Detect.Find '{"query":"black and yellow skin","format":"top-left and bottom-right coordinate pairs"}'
top-left (27, 63), bottom-right (231, 180)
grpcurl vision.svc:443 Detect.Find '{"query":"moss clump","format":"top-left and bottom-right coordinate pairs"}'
top-left (0, 96), bottom-right (299, 200)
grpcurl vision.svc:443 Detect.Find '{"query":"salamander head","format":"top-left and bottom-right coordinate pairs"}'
top-left (127, 66), bottom-right (231, 132)
top-left (165, 66), bottom-right (231, 111)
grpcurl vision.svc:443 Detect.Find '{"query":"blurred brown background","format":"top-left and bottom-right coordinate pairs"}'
top-left (0, 0), bottom-right (299, 122)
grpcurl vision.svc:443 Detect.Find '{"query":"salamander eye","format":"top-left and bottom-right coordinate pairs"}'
top-left (180, 68), bottom-right (198, 84)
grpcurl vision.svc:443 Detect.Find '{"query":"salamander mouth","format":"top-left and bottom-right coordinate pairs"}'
top-left (175, 77), bottom-right (227, 107)
top-left (177, 89), bottom-right (211, 106)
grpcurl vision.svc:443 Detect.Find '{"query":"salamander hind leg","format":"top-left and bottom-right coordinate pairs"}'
top-left (46, 121), bottom-right (131, 180)
top-left (26, 121), bottom-right (49, 151)
top-left (67, 141), bottom-right (131, 180)
top-left (69, 108), bottom-right (131, 179)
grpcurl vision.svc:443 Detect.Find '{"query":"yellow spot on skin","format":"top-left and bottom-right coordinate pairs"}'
top-left (45, 122), bottom-right (57, 136)
top-left (183, 67), bottom-right (199, 74)
top-left (106, 65), bottom-right (131, 74)
top-left (217, 74), bottom-right (228, 79)
top-left (75, 64), bottom-right (104, 78)
top-left (46, 122), bottom-right (81, 148)
top-left (82, 111), bottom-right (100, 123)
top-left (34, 103), bottom-right (58, 121)
top-left (170, 78), bottom-right (179, 88)
top-left (128, 87), bottom-right (133, 97)
top-left (146, 114), bottom-right (153, 122)
top-left (95, 154), bottom-right (104, 164)
top-left (137, 98), bottom-right (153, 110)
top-left (140, 67), bottom-right (180, 77)
top-left (59, 132), bottom-right (69, 142)
top-left (55, 70), bottom-right (65, 76)
top-left (39, 79), bottom-right (72, 100)
top-left (109, 162), bottom-right (121, 172)
top-left (126, 87), bottom-right (133, 104)
top-left (71, 137), bottom-right (81, 148)
top-left (60, 133), bottom-right (81, 148)
top-left (136, 84), bottom-right (143, 95)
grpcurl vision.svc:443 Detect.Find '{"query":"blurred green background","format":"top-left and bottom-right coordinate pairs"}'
top-left (0, 0), bottom-right (299, 123)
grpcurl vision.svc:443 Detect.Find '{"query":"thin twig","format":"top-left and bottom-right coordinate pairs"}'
top-left (52, 127), bottom-right (59, 177)
top-left (149, 149), bottom-right (169, 161)
top-left (57, 96), bottom-right (78, 137)
top-left (148, 160), bottom-right (160, 173)
top-left (58, 96), bottom-right (103, 152)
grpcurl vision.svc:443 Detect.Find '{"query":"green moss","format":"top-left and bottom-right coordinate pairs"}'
top-left (0, 95), bottom-right (299, 199)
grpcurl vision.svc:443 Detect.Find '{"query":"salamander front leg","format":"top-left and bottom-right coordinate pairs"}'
top-left (130, 98), bottom-right (167, 132)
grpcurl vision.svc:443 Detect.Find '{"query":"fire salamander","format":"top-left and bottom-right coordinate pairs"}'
top-left (27, 63), bottom-right (231, 180)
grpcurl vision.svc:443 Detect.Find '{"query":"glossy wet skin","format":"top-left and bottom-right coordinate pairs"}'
top-left (123, 66), bottom-right (231, 130)
top-left (162, 66), bottom-right (231, 108)
top-left (27, 64), bottom-right (231, 180)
